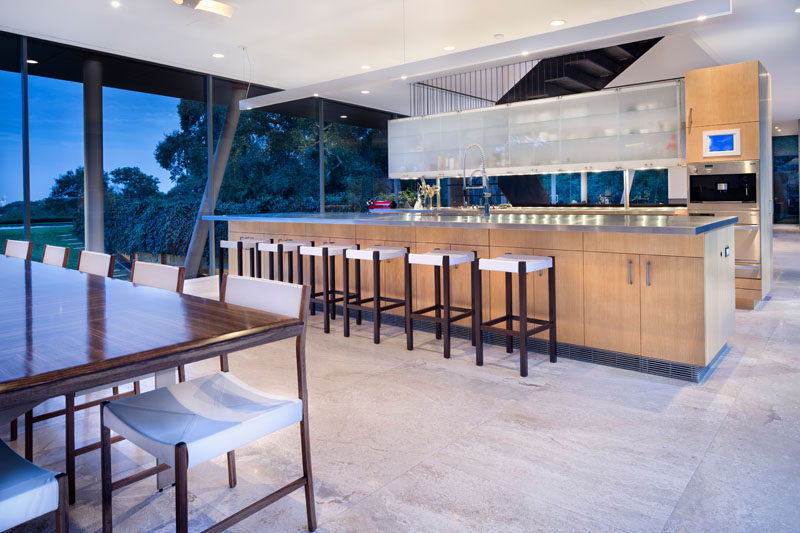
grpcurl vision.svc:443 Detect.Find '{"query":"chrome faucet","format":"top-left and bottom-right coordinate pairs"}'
top-left (462, 143), bottom-right (491, 217)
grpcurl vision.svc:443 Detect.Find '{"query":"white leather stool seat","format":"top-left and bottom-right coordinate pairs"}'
top-left (0, 439), bottom-right (60, 532)
top-left (299, 243), bottom-right (355, 257)
top-left (479, 254), bottom-right (553, 273)
top-left (408, 249), bottom-right (474, 266)
top-left (257, 240), bottom-right (310, 253)
top-left (220, 239), bottom-right (257, 250)
top-left (103, 372), bottom-right (302, 469)
top-left (345, 246), bottom-right (406, 261)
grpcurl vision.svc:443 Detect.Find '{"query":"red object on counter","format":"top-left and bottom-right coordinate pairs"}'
top-left (369, 200), bottom-right (393, 209)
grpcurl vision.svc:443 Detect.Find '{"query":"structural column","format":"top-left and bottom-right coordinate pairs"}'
top-left (580, 171), bottom-right (588, 204)
top-left (83, 58), bottom-right (104, 252)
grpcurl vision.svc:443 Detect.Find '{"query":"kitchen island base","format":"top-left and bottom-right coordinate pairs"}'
top-left (218, 214), bottom-right (736, 378)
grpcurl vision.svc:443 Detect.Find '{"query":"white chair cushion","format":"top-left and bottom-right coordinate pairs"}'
top-left (408, 249), bottom-right (475, 267)
top-left (132, 261), bottom-right (182, 292)
top-left (345, 246), bottom-right (406, 261)
top-left (257, 240), bottom-right (309, 253)
top-left (0, 439), bottom-right (60, 532)
top-left (479, 254), bottom-right (553, 273)
top-left (298, 243), bottom-right (355, 257)
top-left (4, 239), bottom-right (31, 260)
top-left (103, 372), bottom-right (302, 469)
top-left (42, 245), bottom-right (68, 267)
top-left (223, 275), bottom-right (304, 318)
top-left (78, 250), bottom-right (112, 277)
top-left (221, 239), bottom-right (257, 250)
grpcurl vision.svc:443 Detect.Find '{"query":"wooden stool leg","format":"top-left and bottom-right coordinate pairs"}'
top-left (308, 254), bottom-right (316, 315)
top-left (256, 250), bottom-right (262, 279)
top-left (298, 251), bottom-right (304, 285)
top-left (278, 245), bottom-right (285, 282)
top-left (343, 255), bottom-right (350, 338)
top-left (236, 241), bottom-right (243, 277)
top-left (372, 251), bottom-right (381, 344)
top-left (518, 263), bottom-right (528, 377)
top-left (178, 365), bottom-right (186, 383)
top-left (322, 249), bottom-right (330, 333)
top-left (249, 247), bottom-right (255, 278)
top-left (405, 253), bottom-right (413, 350)
top-left (329, 254), bottom-right (336, 320)
top-left (505, 272), bottom-right (513, 353)
top-left (475, 265), bottom-right (484, 366)
top-left (288, 251), bottom-right (294, 284)
top-left (434, 266), bottom-right (442, 339)
top-left (9, 418), bottom-right (17, 441)
top-left (442, 256), bottom-right (451, 359)
top-left (471, 255), bottom-right (478, 347)
top-left (549, 259), bottom-right (557, 363)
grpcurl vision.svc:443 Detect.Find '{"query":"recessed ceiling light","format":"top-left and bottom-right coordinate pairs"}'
top-left (400, 75), bottom-right (408, 80)
top-left (340, 115), bottom-right (348, 119)
top-left (26, 59), bottom-right (38, 64)
top-left (493, 33), bottom-right (504, 40)
top-left (361, 90), bottom-right (370, 94)
top-left (110, 0), bottom-right (121, 7)
top-left (212, 52), bottom-right (224, 58)
top-left (795, 7), bottom-right (800, 13)
top-left (550, 19), bottom-right (565, 26)
top-left (246, 106), bottom-right (253, 110)
top-left (313, 93), bottom-right (319, 97)
top-left (361, 65), bottom-right (371, 70)
top-left (443, 45), bottom-right (455, 51)
top-left (696, 15), bottom-right (707, 21)
top-left (521, 51), bottom-right (529, 57)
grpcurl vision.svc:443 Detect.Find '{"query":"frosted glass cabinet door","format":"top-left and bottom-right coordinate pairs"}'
top-left (439, 113), bottom-right (461, 171)
top-left (509, 100), bottom-right (560, 167)
top-left (459, 106), bottom-right (509, 169)
top-left (618, 82), bottom-right (681, 161)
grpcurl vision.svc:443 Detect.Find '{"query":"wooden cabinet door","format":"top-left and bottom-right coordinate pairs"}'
top-left (534, 248), bottom-right (584, 346)
top-left (685, 61), bottom-right (759, 128)
top-left (583, 252), bottom-right (641, 355)
top-left (639, 255), bottom-right (705, 365)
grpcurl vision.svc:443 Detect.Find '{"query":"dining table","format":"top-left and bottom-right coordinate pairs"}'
top-left (0, 254), bottom-right (303, 504)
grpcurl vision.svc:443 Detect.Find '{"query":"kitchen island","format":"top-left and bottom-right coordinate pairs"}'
top-left (207, 212), bottom-right (737, 379)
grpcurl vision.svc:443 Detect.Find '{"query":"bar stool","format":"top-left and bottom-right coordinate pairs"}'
top-left (257, 239), bottom-right (310, 284)
top-left (342, 246), bottom-right (407, 344)
top-left (404, 249), bottom-right (478, 358)
top-left (219, 238), bottom-right (258, 277)
top-left (475, 254), bottom-right (556, 377)
top-left (299, 242), bottom-right (357, 333)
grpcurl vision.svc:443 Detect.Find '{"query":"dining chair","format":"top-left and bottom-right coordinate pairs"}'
top-left (129, 260), bottom-right (220, 382)
top-left (42, 244), bottom-right (71, 268)
top-left (0, 438), bottom-right (68, 532)
top-left (77, 250), bottom-right (116, 277)
top-left (100, 275), bottom-right (316, 533)
top-left (3, 239), bottom-right (33, 260)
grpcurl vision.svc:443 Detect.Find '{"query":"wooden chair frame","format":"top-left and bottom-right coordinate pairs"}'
top-left (42, 244), bottom-right (71, 268)
top-left (101, 276), bottom-right (316, 532)
top-left (3, 239), bottom-right (33, 260)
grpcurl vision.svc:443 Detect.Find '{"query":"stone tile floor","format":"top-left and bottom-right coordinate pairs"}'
top-left (7, 227), bottom-right (800, 532)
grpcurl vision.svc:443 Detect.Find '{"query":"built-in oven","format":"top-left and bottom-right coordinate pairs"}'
top-left (688, 160), bottom-right (761, 279)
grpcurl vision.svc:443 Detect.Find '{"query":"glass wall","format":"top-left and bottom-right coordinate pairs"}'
top-left (773, 135), bottom-right (799, 224)
top-left (629, 169), bottom-right (669, 206)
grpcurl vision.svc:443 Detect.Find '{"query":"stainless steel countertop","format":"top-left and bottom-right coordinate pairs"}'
top-left (374, 206), bottom-right (688, 216)
top-left (204, 212), bottom-right (738, 235)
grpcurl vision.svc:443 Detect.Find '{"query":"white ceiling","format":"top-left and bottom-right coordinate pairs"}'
top-left (2, 0), bottom-right (798, 122)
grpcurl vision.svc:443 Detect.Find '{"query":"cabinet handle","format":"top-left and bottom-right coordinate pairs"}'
top-left (646, 261), bottom-right (651, 287)
top-left (627, 260), bottom-right (632, 285)
top-left (688, 107), bottom-right (693, 130)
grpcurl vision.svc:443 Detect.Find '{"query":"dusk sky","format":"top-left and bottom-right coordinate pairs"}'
top-left (0, 70), bottom-right (181, 204)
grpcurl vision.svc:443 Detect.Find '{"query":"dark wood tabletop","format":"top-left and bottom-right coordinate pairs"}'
top-left (0, 255), bottom-right (303, 409)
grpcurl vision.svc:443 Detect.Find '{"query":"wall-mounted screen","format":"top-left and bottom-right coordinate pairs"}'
top-left (702, 128), bottom-right (741, 157)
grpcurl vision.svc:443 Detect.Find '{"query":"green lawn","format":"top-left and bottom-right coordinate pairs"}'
top-left (0, 223), bottom-right (129, 278)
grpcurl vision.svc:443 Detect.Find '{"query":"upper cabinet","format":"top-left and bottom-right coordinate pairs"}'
top-left (684, 61), bottom-right (760, 128)
top-left (388, 80), bottom-right (684, 178)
